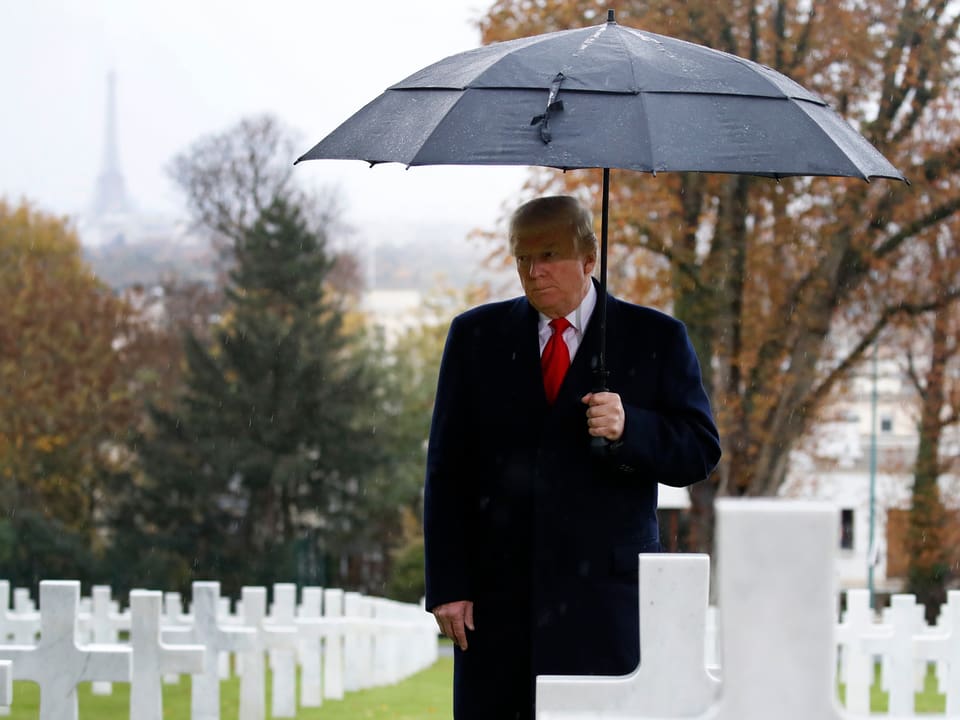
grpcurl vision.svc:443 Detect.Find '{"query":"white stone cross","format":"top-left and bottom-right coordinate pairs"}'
top-left (534, 500), bottom-right (925, 720)
top-left (704, 605), bottom-right (720, 676)
top-left (237, 586), bottom-right (298, 720)
top-left (0, 660), bottom-right (10, 708)
top-left (537, 553), bottom-right (719, 718)
top-left (370, 597), bottom-right (399, 686)
top-left (182, 581), bottom-right (257, 720)
top-left (297, 586), bottom-right (325, 707)
top-left (0, 582), bottom-right (17, 717)
top-left (216, 597), bottom-right (235, 679)
top-left (835, 588), bottom-right (880, 713)
top-left (380, 597), bottom-right (434, 681)
top-left (0, 580), bottom-right (130, 720)
top-left (915, 589), bottom-right (960, 715)
top-left (699, 500), bottom-right (845, 720)
top-left (879, 599), bottom-right (929, 694)
top-left (162, 591), bottom-right (190, 685)
top-left (165, 591), bottom-right (188, 625)
top-left (0, 583), bottom-right (39, 645)
top-left (267, 583), bottom-right (300, 718)
top-left (323, 588), bottom-right (346, 700)
top-left (12, 588), bottom-right (34, 613)
top-left (703, 500), bottom-right (922, 720)
top-left (343, 591), bottom-right (373, 692)
top-left (129, 590), bottom-right (205, 720)
top-left (90, 585), bottom-right (130, 695)
top-left (864, 594), bottom-right (919, 715)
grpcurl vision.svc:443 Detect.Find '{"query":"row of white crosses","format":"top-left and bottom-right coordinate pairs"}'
top-left (837, 588), bottom-right (960, 715)
top-left (0, 579), bottom-right (438, 720)
top-left (537, 500), bottom-right (960, 720)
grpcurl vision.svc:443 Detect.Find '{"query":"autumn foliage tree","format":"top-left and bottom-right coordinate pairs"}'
top-left (102, 115), bottom-right (428, 595)
top-left (481, 0), bottom-right (960, 552)
top-left (896, 230), bottom-right (960, 619)
top-left (0, 200), bottom-right (149, 583)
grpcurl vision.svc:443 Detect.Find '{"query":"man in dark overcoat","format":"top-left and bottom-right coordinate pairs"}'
top-left (424, 196), bottom-right (721, 720)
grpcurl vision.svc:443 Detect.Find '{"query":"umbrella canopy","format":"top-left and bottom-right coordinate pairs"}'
top-left (296, 10), bottom-right (905, 410)
top-left (297, 11), bottom-right (903, 182)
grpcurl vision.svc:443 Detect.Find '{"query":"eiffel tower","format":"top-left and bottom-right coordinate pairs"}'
top-left (91, 70), bottom-right (133, 219)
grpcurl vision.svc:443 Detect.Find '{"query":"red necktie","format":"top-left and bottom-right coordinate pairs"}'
top-left (542, 317), bottom-right (572, 404)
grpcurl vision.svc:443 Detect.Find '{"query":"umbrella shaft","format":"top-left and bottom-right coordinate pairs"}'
top-left (596, 167), bottom-right (609, 392)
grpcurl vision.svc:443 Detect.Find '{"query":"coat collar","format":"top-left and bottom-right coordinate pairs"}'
top-left (506, 279), bottom-right (615, 407)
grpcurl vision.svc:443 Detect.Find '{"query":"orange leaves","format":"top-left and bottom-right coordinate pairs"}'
top-left (0, 199), bottom-right (147, 530)
top-left (479, 0), bottom-right (960, 509)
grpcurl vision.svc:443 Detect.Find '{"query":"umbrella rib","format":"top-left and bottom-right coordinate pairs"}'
top-left (610, 23), bottom-right (641, 94)
top-left (720, 52), bottom-right (816, 104)
top-left (792, 103), bottom-right (874, 181)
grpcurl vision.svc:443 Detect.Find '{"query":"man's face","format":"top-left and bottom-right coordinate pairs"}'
top-left (513, 226), bottom-right (596, 319)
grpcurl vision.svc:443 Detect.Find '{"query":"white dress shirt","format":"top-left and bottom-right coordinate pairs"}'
top-left (537, 281), bottom-right (597, 362)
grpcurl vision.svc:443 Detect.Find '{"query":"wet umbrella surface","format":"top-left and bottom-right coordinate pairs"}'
top-left (297, 10), bottom-right (905, 388)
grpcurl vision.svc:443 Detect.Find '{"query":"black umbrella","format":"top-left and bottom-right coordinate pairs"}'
top-left (296, 10), bottom-right (904, 397)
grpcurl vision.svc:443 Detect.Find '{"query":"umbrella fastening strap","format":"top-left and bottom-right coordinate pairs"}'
top-left (530, 72), bottom-right (565, 144)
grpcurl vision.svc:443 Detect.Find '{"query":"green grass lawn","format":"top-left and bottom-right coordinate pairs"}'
top-left (838, 661), bottom-right (946, 713)
top-left (6, 656), bottom-right (948, 718)
top-left (5, 657), bottom-right (454, 719)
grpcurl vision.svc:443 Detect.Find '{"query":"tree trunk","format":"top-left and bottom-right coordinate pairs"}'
top-left (907, 304), bottom-right (951, 623)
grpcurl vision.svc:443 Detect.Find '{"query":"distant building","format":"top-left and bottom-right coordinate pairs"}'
top-left (360, 289), bottom-right (426, 347)
top-left (76, 71), bottom-right (192, 251)
top-left (91, 71), bottom-right (133, 221)
top-left (780, 349), bottom-right (960, 593)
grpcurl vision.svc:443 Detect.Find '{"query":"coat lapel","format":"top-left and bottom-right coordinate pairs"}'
top-left (501, 297), bottom-right (548, 409)
top-left (558, 283), bottom-right (613, 401)
top-left (502, 286), bottom-right (617, 413)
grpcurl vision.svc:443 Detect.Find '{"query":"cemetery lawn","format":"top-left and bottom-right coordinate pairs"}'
top-left (8, 657), bottom-right (947, 717)
top-left (6, 657), bottom-right (454, 719)
top-left (837, 662), bottom-right (946, 713)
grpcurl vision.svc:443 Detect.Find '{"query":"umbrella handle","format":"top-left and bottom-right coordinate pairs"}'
top-left (590, 435), bottom-right (612, 456)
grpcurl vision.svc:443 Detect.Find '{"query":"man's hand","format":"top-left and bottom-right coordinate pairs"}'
top-left (433, 600), bottom-right (475, 651)
top-left (582, 392), bottom-right (625, 441)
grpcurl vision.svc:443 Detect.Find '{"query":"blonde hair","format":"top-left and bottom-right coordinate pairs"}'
top-left (508, 196), bottom-right (597, 256)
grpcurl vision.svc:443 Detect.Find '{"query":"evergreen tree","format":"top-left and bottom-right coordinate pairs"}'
top-left (113, 196), bottom-right (383, 595)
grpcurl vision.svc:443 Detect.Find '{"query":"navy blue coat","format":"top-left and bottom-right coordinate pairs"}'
top-left (424, 286), bottom-right (720, 719)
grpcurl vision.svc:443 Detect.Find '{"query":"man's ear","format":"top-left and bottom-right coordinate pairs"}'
top-left (583, 251), bottom-right (597, 275)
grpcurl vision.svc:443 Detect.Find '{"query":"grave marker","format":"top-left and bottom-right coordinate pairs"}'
top-left (915, 590), bottom-right (960, 715)
top-left (238, 586), bottom-right (297, 720)
top-left (0, 660), bottom-right (10, 708)
top-left (162, 591), bottom-right (190, 685)
top-left (835, 588), bottom-right (880, 712)
top-left (267, 583), bottom-right (300, 718)
top-left (535, 500), bottom-right (870, 720)
top-left (537, 554), bottom-right (718, 718)
top-left (323, 588), bottom-right (345, 700)
top-left (129, 590), bottom-right (205, 720)
top-left (91, 585), bottom-right (129, 695)
top-left (297, 586), bottom-right (324, 707)
top-left (3, 586), bottom-right (39, 645)
top-left (343, 591), bottom-right (373, 692)
top-left (183, 582), bottom-right (257, 720)
top-left (864, 594), bottom-right (919, 715)
top-left (0, 580), bottom-right (130, 720)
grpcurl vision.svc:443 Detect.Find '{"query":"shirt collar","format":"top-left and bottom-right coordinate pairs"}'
top-left (537, 280), bottom-right (598, 336)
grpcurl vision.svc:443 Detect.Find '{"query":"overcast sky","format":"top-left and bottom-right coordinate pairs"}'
top-left (0, 0), bottom-right (530, 246)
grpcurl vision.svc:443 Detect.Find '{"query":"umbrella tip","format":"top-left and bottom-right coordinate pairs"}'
top-left (607, 9), bottom-right (615, 23)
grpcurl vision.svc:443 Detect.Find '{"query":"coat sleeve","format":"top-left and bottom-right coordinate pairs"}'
top-left (611, 318), bottom-right (721, 487)
top-left (423, 316), bottom-right (474, 610)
